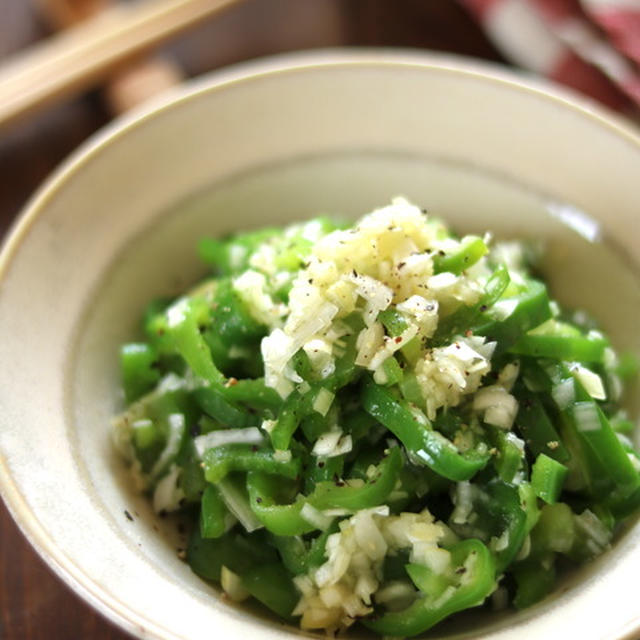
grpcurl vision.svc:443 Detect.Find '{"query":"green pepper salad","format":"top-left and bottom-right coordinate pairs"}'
top-left (113, 198), bottom-right (640, 636)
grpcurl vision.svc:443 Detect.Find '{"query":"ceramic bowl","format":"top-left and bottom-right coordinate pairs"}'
top-left (1, 50), bottom-right (639, 640)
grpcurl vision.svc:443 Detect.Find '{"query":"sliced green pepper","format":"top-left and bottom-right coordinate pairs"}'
top-left (362, 378), bottom-right (489, 482)
top-left (198, 228), bottom-right (280, 276)
top-left (269, 389), bottom-right (305, 451)
top-left (487, 426), bottom-right (525, 484)
top-left (241, 563), bottom-right (299, 619)
top-left (510, 320), bottom-right (607, 363)
top-left (434, 263), bottom-right (510, 343)
top-left (513, 387), bottom-right (570, 463)
top-left (570, 401), bottom-right (639, 494)
top-left (450, 479), bottom-right (530, 573)
top-left (364, 539), bottom-right (495, 637)
top-left (149, 296), bottom-right (225, 385)
top-left (304, 455), bottom-right (345, 494)
top-left (216, 378), bottom-right (282, 413)
top-left (187, 527), bottom-right (278, 582)
top-left (531, 454), bottom-right (568, 504)
top-left (120, 343), bottom-right (160, 403)
top-left (208, 278), bottom-right (267, 345)
top-left (475, 279), bottom-right (552, 355)
top-left (378, 308), bottom-right (421, 364)
top-left (311, 447), bottom-right (402, 510)
top-left (247, 448), bottom-right (402, 536)
top-left (203, 444), bottom-right (302, 483)
top-left (194, 386), bottom-right (257, 428)
top-left (529, 502), bottom-right (575, 557)
top-left (378, 356), bottom-right (404, 386)
top-left (433, 235), bottom-right (488, 275)
top-left (270, 525), bottom-right (337, 575)
top-left (200, 484), bottom-right (229, 539)
top-left (246, 472), bottom-right (313, 536)
top-left (512, 557), bottom-right (556, 609)
top-left (541, 360), bottom-right (640, 503)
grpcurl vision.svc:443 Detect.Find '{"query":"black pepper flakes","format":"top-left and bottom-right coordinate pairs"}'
top-left (124, 510), bottom-right (134, 522)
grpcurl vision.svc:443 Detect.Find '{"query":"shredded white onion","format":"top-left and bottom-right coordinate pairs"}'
top-left (149, 413), bottom-right (185, 480)
top-left (355, 323), bottom-right (385, 368)
top-left (233, 269), bottom-right (286, 329)
top-left (194, 427), bottom-right (264, 459)
top-left (312, 388), bottom-right (335, 417)
top-left (216, 477), bottom-right (263, 533)
top-left (572, 402), bottom-right (601, 432)
top-left (260, 419), bottom-right (276, 434)
top-left (574, 509), bottom-right (611, 550)
top-left (221, 566), bottom-right (250, 601)
top-left (498, 361), bottom-right (520, 391)
top-left (273, 449), bottom-right (292, 463)
top-left (552, 378), bottom-right (575, 410)
top-left (304, 338), bottom-right (335, 379)
top-left (348, 272), bottom-right (393, 326)
top-left (369, 324), bottom-right (418, 371)
top-left (491, 529), bottom-right (510, 552)
top-left (473, 386), bottom-right (519, 430)
top-left (570, 364), bottom-right (606, 400)
top-left (491, 298), bottom-right (518, 321)
top-left (301, 503), bottom-right (334, 531)
top-left (312, 430), bottom-right (342, 456)
top-left (312, 429), bottom-right (353, 458)
top-left (451, 481), bottom-right (474, 525)
top-left (427, 272), bottom-right (457, 290)
top-left (152, 464), bottom-right (185, 513)
top-left (374, 581), bottom-right (417, 609)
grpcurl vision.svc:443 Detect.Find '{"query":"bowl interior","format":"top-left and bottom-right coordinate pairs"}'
top-left (1, 53), bottom-right (640, 640)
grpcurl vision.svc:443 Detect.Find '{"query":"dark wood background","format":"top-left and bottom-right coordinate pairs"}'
top-left (0, 2), bottom-right (504, 638)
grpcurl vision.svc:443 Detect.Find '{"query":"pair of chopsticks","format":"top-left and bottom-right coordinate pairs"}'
top-left (0, 0), bottom-right (240, 130)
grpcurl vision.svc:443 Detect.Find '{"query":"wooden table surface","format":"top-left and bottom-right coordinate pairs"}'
top-left (0, 2), bottom-right (503, 638)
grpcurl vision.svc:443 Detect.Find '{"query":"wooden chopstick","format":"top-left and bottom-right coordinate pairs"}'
top-left (0, 0), bottom-right (240, 130)
top-left (37, 0), bottom-right (185, 115)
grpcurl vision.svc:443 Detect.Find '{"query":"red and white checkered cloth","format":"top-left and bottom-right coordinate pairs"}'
top-left (462, 0), bottom-right (640, 114)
